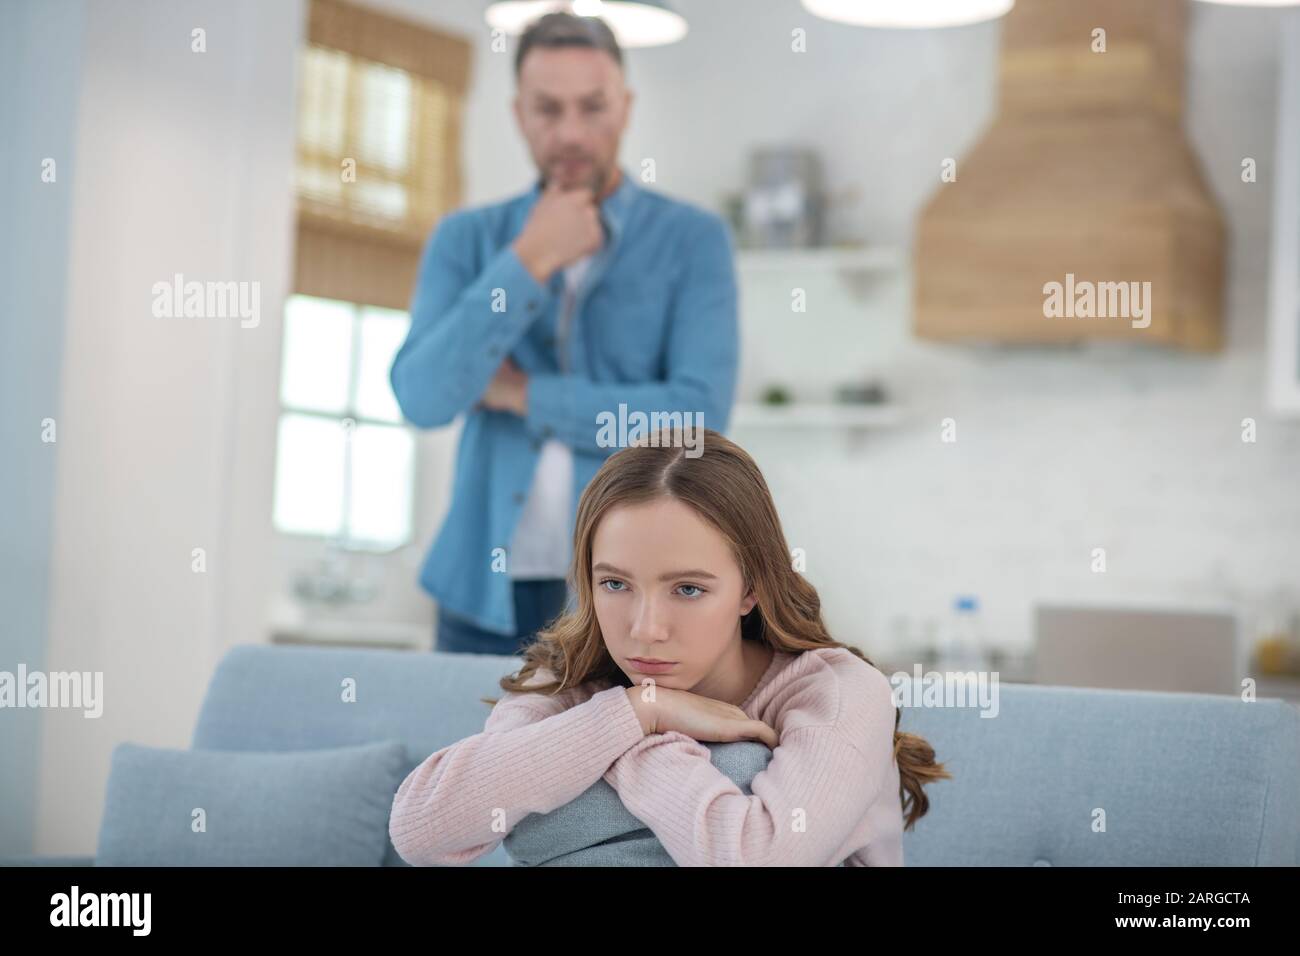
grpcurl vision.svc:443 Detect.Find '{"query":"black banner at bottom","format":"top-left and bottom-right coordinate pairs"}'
top-left (0, 864), bottom-right (1286, 940)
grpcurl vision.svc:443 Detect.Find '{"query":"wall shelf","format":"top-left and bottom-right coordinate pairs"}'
top-left (269, 618), bottom-right (427, 651)
top-left (735, 245), bottom-right (906, 274)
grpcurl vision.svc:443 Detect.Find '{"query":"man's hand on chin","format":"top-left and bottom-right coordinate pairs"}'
top-left (478, 357), bottom-right (529, 416)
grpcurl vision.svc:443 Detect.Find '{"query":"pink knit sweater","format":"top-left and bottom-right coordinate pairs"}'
top-left (389, 645), bottom-right (905, 867)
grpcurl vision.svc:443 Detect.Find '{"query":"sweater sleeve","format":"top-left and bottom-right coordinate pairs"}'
top-left (601, 679), bottom-right (898, 867)
top-left (388, 684), bottom-right (645, 866)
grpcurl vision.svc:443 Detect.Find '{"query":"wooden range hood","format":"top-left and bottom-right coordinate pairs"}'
top-left (914, 0), bottom-right (1225, 351)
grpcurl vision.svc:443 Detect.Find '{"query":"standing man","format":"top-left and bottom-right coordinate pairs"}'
top-left (390, 12), bottom-right (739, 655)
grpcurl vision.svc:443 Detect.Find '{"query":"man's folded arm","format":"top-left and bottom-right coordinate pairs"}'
top-left (390, 213), bottom-right (554, 428)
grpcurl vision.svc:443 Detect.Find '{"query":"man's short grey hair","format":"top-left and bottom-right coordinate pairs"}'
top-left (514, 11), bottom-right (624, 78)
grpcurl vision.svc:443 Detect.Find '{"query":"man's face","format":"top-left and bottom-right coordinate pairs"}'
top-left (514, 46), bottom-right (632, 195)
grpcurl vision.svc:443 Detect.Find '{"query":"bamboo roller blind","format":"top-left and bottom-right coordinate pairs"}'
top-left (294, 0), bottom-right (472, 310)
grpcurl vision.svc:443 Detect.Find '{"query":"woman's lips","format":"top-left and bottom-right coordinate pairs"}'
top-left (628, 658), bottom-right (676, 674)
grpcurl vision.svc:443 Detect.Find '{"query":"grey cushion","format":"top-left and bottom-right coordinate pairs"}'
top-left (96, 740), bottom-right (406, 866)
top-left (505, 739), bottom-right (773, 866)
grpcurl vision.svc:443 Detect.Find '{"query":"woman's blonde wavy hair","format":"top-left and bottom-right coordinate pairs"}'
top-left (481, 425), bottom-right (950, 829)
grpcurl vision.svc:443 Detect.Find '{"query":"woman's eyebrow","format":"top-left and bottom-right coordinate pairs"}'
top-left (592, 562), bottom-right (718, 582)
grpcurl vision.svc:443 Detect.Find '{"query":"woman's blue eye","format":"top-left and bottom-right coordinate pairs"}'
top-left (597, 579), bottom-right (704, 599)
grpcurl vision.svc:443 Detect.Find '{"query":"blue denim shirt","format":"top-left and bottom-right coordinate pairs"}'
top-left (391, 167), bottom-right (739, 635)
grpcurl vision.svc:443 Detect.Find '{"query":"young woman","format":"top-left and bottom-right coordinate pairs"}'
top-left (390, 427), bottom-right (949, 866)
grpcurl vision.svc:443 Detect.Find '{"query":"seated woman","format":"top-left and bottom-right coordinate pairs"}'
top-left (389, 426), bottom-right (949, 866)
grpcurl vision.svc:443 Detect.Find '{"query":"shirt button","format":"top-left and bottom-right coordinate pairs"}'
top-left (1032, 858), bottom-right (1051, 867)
top-left (527, 300), bottom-right (538, 312)
top-left (542, 426), bottom-right (554, 439)
top-left (513, 492), bottom-right (525, 505)
top-left (488, 345), bottom-right (500, 357)
top-left (543, 335), bottom-right (555, 348)
top-left (531, 438), bottom-right (542, 451)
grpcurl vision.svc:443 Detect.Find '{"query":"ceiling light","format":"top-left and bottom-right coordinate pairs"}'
top-left (800, 0), bottom-right (1015, 29)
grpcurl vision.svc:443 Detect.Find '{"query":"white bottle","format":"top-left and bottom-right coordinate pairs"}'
top-left (939, 596), bottom-right (987, 672)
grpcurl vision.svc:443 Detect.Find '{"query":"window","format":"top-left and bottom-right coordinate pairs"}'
top-left (271, 1), bottom-right (471, 550)
top-left (272, 295), bottom-right (414, 550)
top-left (292, 0), bottom-right (471, 311)
top-left (297, 45), bottom-right (428, 232)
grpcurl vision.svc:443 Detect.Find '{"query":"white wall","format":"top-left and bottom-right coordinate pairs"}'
top-left (0, 0), bottom-right (85, 860)
top-left (35, 0), bottom-right (304, 855)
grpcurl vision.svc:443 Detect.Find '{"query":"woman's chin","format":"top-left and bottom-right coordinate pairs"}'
top-left (623, 670), bottom-right (682, 691)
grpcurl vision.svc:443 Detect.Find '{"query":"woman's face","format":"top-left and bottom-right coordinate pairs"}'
top-left (590, 496), bottom-right (757, 691)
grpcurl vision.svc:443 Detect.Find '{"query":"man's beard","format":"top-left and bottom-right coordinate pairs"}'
top-left (543, 157), bottom-right (605, 197)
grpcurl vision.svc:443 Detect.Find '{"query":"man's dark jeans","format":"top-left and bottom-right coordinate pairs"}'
top-left (434, 579), bottom-right (569, 656)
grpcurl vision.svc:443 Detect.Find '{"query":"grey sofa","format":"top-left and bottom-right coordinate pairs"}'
top-left (6, 642), bottom-right (1297, 865)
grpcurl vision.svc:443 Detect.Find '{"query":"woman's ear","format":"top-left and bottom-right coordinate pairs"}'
top-left (740, 587), bottom-right (758, 617)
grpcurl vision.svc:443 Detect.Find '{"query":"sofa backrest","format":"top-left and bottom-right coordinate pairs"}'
top-left (896, 678), bottom-right (1299, 865)
top-left (192, 643), bottom-right (523, 866)
top-left (192, 643), bottom-right (1300, 866)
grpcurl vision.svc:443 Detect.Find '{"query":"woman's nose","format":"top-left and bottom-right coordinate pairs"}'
top-left (628, 596), bottom-right (669, 642)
